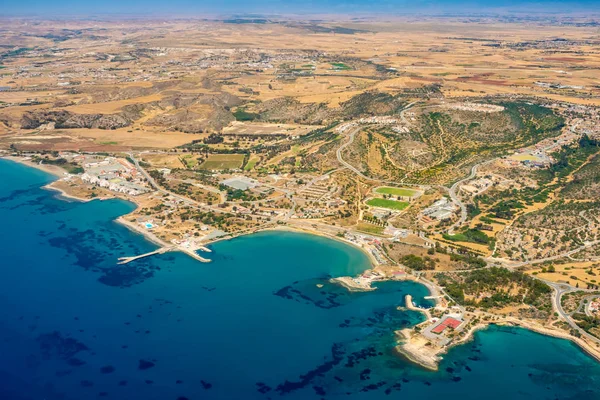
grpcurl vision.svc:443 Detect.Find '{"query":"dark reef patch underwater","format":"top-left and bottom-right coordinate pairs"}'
top-left (1, 158), bottom-right (600, 400)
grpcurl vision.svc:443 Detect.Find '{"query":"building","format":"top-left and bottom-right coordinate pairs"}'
top-left (431, 317), bottom-right (463, 334)
top-left (221, 176), bottom-right (258, 191)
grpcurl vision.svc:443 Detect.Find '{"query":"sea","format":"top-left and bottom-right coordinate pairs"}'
top-left (1, 158), bottom-right (600, 400)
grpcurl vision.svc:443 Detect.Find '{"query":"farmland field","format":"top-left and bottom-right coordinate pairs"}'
top-left (182, 155), bottom-right (199, 169)
top-left (244, 156), bottom-right (260, 171)
top-left (375, 187), bottom-right (420, 197)
top-left (200, 154), bottom-right (245, 170)
top-left (366, 198), bottom-right (410, 211)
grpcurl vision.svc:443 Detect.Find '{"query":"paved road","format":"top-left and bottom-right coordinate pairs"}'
top-left (336, 127), bottom-right (369, 179)
top-left (446, 159), bottom-right (495, 235)
top-left (507, 239), bottom-right (600, 268)
top-left (128, 153), bottom-right (229, 215)
top-left (523, 276), bottom-right (600, 346)
top-left (334, 102), bottom-right (428, 189)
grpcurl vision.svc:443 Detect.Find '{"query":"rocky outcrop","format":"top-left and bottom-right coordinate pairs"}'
top-left (20, 109), bottom-right (137, 130)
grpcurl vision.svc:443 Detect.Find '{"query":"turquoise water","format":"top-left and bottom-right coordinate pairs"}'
top-left (1, 158), bottom-right (600, 400)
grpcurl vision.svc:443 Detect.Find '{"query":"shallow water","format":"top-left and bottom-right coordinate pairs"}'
top-left (1, 158), bottom-right (600, 400)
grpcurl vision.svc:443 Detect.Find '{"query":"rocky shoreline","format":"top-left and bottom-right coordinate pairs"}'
top-left (395, 316), bottom-right (600, 371)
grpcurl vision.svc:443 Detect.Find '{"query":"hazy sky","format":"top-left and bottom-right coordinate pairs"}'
top-left (3, 0), bottom-right (600, 16)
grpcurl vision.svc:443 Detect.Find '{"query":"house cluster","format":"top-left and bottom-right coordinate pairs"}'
top-left (445, 102), bottom-right (504, 113)
top-left (80, 157), bottom-right (149, 196)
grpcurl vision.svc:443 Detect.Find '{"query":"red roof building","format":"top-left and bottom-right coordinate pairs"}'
top-left (431, 317), bottom-right (463, 334)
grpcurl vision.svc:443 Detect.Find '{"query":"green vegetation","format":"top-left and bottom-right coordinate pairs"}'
top-left (244, 157), bottom-right (259, 171)
top-left (219, 185), bottom-right (262, 202)
top-left (181, 155), bottom-right (199, 169)
top-left (407, 101), bottom-right (565, 184)
top-left (502, 101), bottom-right (565, 143)
top-left (479, 215), bottom-right (505, 225)
top-left (443, 228), bottom-right (491, 245)
top-left (31, 156), bottom-right (83, 174)
top-left (488, 199), bottom-right (525, 220)
top-left (330, 62), bottom-right (351, 70)
top-left (178, 209), bottom-right (243, 232)
top-left (572, 313), bottom-right (600, 339)
top-left (375, 186), bottom-right (418, 197)
top-left (339, 92), bottom-right (407, 118)
top-left (548, 134), bottom-right (599, 180)
top-left (467, 203), bottom-right (481, 219)
top-left (437, 267), bottom-right (551, 309)
top-left (559, 137), bottom-right (600, 199)
top-left (366, 198), bottom-right (409, 211)
top-left (1, 47), bottom-right (32, 60)
top-left (233, 108), bottom-right (259, 121)
top-left (450, 253), bottom-right (487, 269)
top-left (474, 134), bottom-right (599, 228)
top-left (200, 154), bottom-right (245, 170)
top-left (203, 133), bottom-right (224, 144)
top-left (401, 254), bottom-right (436, 271)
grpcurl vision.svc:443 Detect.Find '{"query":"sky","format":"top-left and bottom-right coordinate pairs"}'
top-left (3, 0), bottom-right (600, 16)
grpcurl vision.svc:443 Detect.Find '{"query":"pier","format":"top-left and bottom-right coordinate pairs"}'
top-left (117, 245), bottom-right (212, 264)
top-left (117, 246), bottom-right (175, 264)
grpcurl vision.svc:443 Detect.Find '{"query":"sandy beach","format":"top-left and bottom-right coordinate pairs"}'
top-left (3, 155), bottom-right (68, 177)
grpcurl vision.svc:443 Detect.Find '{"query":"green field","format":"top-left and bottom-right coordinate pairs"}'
top-left (375, 187), bottom-right (419, 197)
top-left (331, 62), bottom-right (351, 70)
top-left (200, 154), bottom-right (245, 170)
top-left (181, 155), bottom-right (199, 169)
top-left (366, 198), bottom-right (409, 211)
top-left (244, 156), bottom-right (259, 171)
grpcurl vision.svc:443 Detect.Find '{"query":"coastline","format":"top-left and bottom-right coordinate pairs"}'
top-left (395, 316), bottom-right (600, 372)
top-left (4, 157), bottom-right (381, 270)
top-left (43, 183), bottom-right (96, 203)
top-left (3, 156), bottom-right (112, 203)
top-left (7, 156), bottom-right (600, 371)
top-left (116, 216), bottom-right (211, 263)
top-left (330, 276), bottom-right (377, 292)
top-left (265, 225), bottom-right (381, 268)
top-left (4, 156), bottom-right (210, 263)
top-left (116, 216), bottom-right (172, 249)
top-left (3, 155), bottom-right (67, 178)
top-left (196, 224), bottom-right (381, 271)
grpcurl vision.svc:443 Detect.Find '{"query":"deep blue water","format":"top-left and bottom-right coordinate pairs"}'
top-left (1, 158), bottom-right (600, 400)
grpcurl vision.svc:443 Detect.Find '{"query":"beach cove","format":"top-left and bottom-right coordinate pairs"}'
top-left (1, 157), bottom-right (600, 400)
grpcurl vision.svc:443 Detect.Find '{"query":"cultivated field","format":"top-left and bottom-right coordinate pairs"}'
top-left (200, 154), bottom-right (245, 170)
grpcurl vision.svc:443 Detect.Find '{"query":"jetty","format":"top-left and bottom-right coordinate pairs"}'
top-left (117, 246), bottom-right (175, 264)
top-left (117, 245), bottom-right (212, 264)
